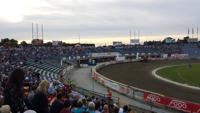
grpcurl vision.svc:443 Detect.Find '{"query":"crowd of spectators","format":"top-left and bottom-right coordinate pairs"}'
top-left (0, 68), bottom-right (138, 113)
top-left (0, 45), bottom-right (138, 113)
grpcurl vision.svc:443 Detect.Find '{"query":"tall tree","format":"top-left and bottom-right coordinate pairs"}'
top-left (20, 41), bottom-right (28, 46)
top-left (1, 38), bottom-right (18, 47)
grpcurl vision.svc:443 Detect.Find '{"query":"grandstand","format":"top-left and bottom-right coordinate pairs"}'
top-left (1, 39), bottom-right (200, 113)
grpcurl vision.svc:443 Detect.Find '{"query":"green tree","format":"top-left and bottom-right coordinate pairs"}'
top-left (10, 38), bottom-right (18, 47)
top-left (1, 38), bottom-right (18, 47)
top-left (20, 41), bottom-right (28, 46)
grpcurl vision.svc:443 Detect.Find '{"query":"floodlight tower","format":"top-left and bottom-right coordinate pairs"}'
top-left (36, 24), bottom-right (39, 39)
top-left (129, 30), bottom-right (132, 40)
top-left (41, 24), bottom-right (44, 40)
top-left (32, 23), bottom-right (34, 40)
top-left (197, 27), bottom-right (199, 39)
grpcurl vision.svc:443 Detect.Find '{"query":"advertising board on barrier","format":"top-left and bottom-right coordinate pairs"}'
top-left (118, 85), bottom-right (133, 97)
top-left (144, 92), bottom-right (166, 106)
top-left (104, 80), bottom-right (120, 91)
top-left (144, 92), bottom-right (200, 113)
top-left (134, 91), bottom-right (144, 101)
top-left (167, 99), bottom-right (191, 113)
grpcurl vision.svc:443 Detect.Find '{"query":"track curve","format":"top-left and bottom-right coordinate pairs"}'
top-left (97, 59), bottom-right (200, 103)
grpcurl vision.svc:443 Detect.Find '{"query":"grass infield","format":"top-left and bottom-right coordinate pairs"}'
top-left (157, 63), bottom-right (200, 87)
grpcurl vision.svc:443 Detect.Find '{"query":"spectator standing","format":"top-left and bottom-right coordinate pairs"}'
top-left (101, 104), bottom-right (109, 113)
top-left (3, 68), bottom-right (25, 113)
top-left (87, 102), bottom-right (95, 113)
top-left (106, 89), bottom-right (112, 105)
top-left (50, 93), bottom-right (64, 113)
top-left (71, 100), bottom-right (85, 113)
top-left (60, 100), bottom-right (71, 113)
top-left (106, 89), bottom-right (112, 99)
top-left (0, 105), bottom-right (12, 113)
top-left (31, 80), bottom-right (49, 113)
top-left (94, 101), bottom-right (101, 113)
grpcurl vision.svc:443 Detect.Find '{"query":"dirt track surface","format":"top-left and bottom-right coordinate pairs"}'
top-left (97, 59), bottom-right (200, 103)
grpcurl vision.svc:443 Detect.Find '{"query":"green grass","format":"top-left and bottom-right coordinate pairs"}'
top-left (157, 64), bottom-right (200, 87)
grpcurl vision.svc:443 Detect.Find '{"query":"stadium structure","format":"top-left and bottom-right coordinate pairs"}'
top-left (1, 28), bottom-right (200, 113)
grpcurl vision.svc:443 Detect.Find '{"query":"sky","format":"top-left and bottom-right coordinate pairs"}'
top-left (0, 0), bottom-right (199, 45)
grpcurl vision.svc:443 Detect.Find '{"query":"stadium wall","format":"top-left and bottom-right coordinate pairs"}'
top-left (92, 60), bottom-right (200, 113)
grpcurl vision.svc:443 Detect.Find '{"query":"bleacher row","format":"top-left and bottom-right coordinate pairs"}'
top-left (26, 60), bottom-right (62, 83)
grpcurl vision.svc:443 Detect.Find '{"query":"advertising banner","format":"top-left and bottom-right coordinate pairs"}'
top-left (118, 85), bottom-right (133, 97)
top-left (144, 92), bottom-right (200, 113)
top-left (144, 92), bottom-right (166, 106)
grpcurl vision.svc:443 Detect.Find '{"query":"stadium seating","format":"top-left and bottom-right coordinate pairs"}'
top-left (26, 60), bottom-right (62, 83)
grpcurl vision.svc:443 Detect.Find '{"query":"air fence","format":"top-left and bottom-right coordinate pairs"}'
top-left (92, 61), bottom-right (200, 113)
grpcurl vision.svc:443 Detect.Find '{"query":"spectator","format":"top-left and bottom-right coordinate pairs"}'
top-left (60, 100), bottom-right (71, 113)
top-left (101, 104), bottom-right (109, 113)
top-left (112, 104), bottom-right (119, 113)
top-left (0, 105), bottom-right (11, 113)
top-left (31, 80), bottom-right (49, 113)
top-left (94, 101), bottom-right (101, 113)
top-left (3, 68), bottom-right (25, 113)
top-left (123, 105), bottom-right (129, 113)
top-left (81, 98), bottom-right (87, 110)
top-left (50, 93), bottom-right (64, 113)
top-left (26, 85), bottom-right (37, 109)
top-left (23, 110), bottom-right (37, 113)
top-left (106, 89), bottom-right (112, 99)
top-left (0, 87), bottom-right (4, 106)
top-left (119, 105), bottom-right (129, 113)
top-left (106, 89), bottom-right (112, 104)
top-left (87, 102), bottom-right (95, 113)
top-left (71, 100), bottom-right (85, 113)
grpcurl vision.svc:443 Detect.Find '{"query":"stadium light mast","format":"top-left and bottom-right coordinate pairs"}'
top-left (197, 27), bottom-right (198, 39)
top-left (129, 30), bottom-right (132, 44)
top-left (78, 34), bottom-right (80, 44)
top-left (138, 31), bottom-right (140, 39)
top-left (36, 24), bottom-right (39, 39)
top-left (188, 28), bottom-right (190, 37)
top-left (41, 24), bottom-right (44, 40)
top-left (192, 28), bottom-right (194, 38)
top-left (134, 31), bottom-right (136, 39)
top-left (32, 23), bottom-right (34, 40)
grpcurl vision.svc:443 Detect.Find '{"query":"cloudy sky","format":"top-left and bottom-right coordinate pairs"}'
top-left (0, 0), bottom-right (199, 45)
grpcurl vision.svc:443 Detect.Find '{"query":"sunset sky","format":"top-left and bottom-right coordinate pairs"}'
top-left (0, 0), bottom-right (199, 45)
